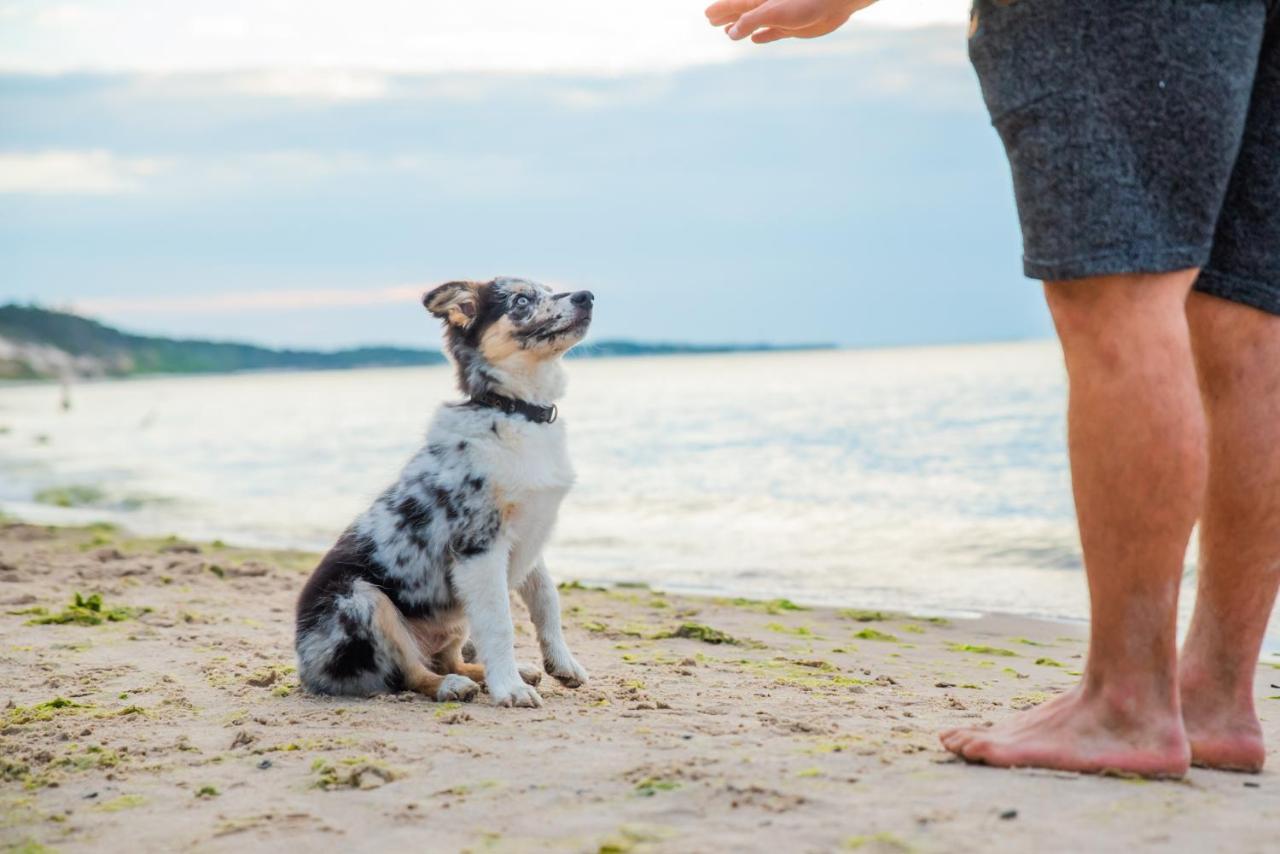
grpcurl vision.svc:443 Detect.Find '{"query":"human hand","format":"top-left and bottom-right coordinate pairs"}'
top-left (705, 0), bottom-right (877, 44)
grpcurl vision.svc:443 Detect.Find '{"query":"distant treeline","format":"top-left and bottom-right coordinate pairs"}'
top-left (0, 304), bottom-right (830, 380)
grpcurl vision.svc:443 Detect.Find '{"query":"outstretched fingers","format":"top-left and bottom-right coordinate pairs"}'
top-left (726, 0), bottom-right (788, 40)
top-left (751, 27), bottom-right (791, 43)
top-left (706, 0), bottom-right (771, 27)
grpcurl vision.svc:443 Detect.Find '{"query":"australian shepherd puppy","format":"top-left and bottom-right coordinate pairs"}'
top-left (295, 277), bottom-right (593, 707)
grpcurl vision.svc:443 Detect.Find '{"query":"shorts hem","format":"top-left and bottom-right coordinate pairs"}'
top-left (1022, 246), bottom-right (1210, 282)
top-left (1193, 269), bottom-right (1280, 316)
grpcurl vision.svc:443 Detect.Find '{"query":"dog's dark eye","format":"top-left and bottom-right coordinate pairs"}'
top-left (512, 295), bottom-right (531, 308)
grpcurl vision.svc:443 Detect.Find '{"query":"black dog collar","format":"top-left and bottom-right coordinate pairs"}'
top-left (468, 391), bottom-right (558, 424)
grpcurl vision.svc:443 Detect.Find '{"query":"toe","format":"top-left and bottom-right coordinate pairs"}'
top-left (957, 734), bottom-right (993, 765)
top-left (518, 665), bottom-right (543, 687)
top-left (939, 727), bottom-right (977, 754)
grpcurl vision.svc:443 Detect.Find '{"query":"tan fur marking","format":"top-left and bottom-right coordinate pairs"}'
top-left (450, 662), bottom-right (488, 683)
top-left (365, 584), bottom-right (447, 696)
top-left (479, 316), bottom-right (523, 362)
top-left (434, 634), bottom-right (487, 682)
top-left (493, 484), bottom-right (518, 523)
top-left (407, 616), bottom-right (465, 657)
top-left (425, 282), bottom-right (478, 329)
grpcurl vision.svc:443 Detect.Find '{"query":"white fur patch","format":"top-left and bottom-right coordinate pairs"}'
top-left (436, 673), bottom-right (480, 702)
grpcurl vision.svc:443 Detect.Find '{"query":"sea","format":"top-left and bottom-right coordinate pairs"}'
top-left (2, 342), bottom-right (1277, 653)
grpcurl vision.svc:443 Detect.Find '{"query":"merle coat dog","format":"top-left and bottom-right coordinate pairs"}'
top-left (295, 277), bottom-right (593, 707)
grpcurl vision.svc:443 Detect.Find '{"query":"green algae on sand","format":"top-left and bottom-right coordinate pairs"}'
top-left (656, 623), bottom-right (739, 645)
top-left (311, 756), bottom-right (399, 790)
top-left (92, 794), bottom-right (146, 812)
top-left (838, 609), bottom-right (890, 622)
top-left (34, 485), bottom-right (106, 509)
top-left (20, 592), bottom-right (148, 626)
top-left (633, 777), bottom-right (680, 797)
top-left (948, 643), bottom-right (1018, 657)
top-left (7, 697), bottom-right (90, 726)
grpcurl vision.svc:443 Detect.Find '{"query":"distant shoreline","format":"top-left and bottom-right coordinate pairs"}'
top-left (0, 302), bottom-right (833, 382)
top-left (0, 340), bottom-right (836, 387)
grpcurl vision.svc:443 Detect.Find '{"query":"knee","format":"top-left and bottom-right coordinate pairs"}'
top-left (1188, 292), bottom-right (1280, 397)
top-left (1044, 270), bottom-right (1197, 367)
top-left (1045, 270), bottom-right (1196, 335)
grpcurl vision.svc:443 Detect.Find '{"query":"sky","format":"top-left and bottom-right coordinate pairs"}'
top-left (0, 1), bottom-right (1050, 349)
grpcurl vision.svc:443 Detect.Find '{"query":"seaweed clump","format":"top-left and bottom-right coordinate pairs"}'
top-left (22, 593), bottom-right (148, 626)
top-left (658, 623), bottom-right (739, 645)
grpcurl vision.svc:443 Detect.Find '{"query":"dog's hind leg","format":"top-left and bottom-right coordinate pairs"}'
top-left (436, 636), bottom-right (487, 684)
top-left (357, 580), bottom-right (479, 703)
top-left (437, 634), bottom-right (542, 688)
top-left (519, 559), bottom-right (589, 688)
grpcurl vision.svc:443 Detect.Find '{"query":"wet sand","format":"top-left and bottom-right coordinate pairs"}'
top-left (1, 522), bottom-right (1276, 853)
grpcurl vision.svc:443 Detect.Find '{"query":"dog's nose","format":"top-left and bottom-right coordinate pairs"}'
top-left (570, 290), bottom-right (594, 307)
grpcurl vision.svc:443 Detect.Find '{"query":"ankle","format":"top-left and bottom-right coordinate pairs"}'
top-left (1081, 672), bottom-right (1182, 724)
top-left (1179, 656), bottom-right (1256, 711)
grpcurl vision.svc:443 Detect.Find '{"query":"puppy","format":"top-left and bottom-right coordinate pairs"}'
top-left (295, 277), bottom-right (593, 707)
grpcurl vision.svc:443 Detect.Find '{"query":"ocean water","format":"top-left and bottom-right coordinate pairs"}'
top-left (1, 342), bottom-right (1277, 650)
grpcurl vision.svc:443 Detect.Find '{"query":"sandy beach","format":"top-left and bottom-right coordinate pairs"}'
top-left (1, 521), bottom-right (1276, 853)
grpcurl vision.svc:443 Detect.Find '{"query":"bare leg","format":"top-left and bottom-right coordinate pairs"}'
top-left (518, 560), bottom-right (590, 687)
top-left (1179, 292), bottom-right (1280, 772)
top-left (941, 271), bottom-right (1205, 776)
top-left (452, 549), bottom-right (543, 708)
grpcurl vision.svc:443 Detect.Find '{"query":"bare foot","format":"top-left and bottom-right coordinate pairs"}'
top-left (1180, 670), bottom-right (1266, 772)
top-left (940, 685), bottom-right (1190, 778)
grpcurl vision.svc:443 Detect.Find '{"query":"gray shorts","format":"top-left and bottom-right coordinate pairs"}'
top-left (969, 0), bottom-right (1280, 314)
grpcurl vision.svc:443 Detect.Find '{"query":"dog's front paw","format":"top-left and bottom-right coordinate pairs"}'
top-left (545, 655), bottom-right (589, 688)
top-left (490, 680), bottom-right (543, 708)
top-left (436, 673), bottom-right (480, 703)
top-left (518, 663), bottom-right (543, 687)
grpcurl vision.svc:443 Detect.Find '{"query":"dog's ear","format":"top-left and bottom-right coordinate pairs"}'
top-left (423, 281), bottom-right (480, 329)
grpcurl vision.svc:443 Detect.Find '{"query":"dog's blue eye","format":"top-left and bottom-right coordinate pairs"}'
top-left (513, 295), bottom-right (530, 307)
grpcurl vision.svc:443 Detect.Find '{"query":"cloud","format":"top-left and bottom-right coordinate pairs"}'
top-left (0, 0), bottom-right (971, 76)
top-left (0, 150), bottom-right (169, 194)
top-left (0, 25), bottom-right (1035, 351)
top-left (32, 3), bottom-right (101, 27)
top-left (221, 70), bottom-right (391, 100)
top-left (0, 146), bottom-right (534, 198)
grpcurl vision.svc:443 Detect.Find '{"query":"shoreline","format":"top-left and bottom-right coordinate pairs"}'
top-left (0, 502), bottom-right (1083, 636)
top-left (2, 505), bottom-right (1278, 661)
top-left (1, 522), bottom-right (1276, 852)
